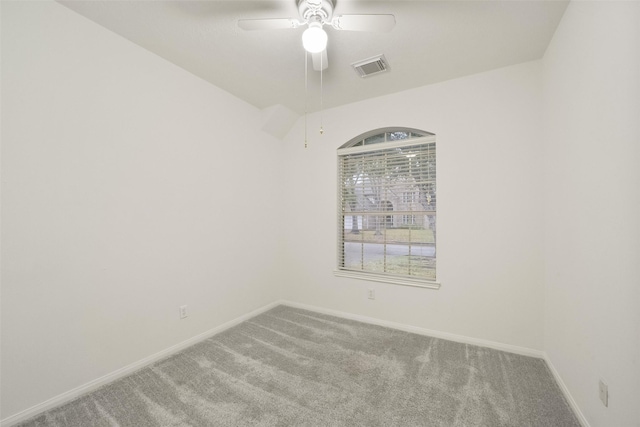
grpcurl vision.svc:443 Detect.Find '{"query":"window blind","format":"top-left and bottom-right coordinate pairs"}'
top-left (338, 134), bottom-right (436, 282)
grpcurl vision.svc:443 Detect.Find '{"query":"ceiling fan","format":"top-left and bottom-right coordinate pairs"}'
top-left (238, 0), bottom-right (395, 71)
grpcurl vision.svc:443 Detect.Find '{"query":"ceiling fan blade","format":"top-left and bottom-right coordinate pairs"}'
top-left (238, 18), bottom-right (299, 31)
top-left (312, 50), bottom-right (328, 71)
top-left (331, 14), bottom-right (396, 32)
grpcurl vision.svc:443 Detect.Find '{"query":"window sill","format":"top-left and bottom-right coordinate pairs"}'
top-left (333, 270), bottom-right (441, 290)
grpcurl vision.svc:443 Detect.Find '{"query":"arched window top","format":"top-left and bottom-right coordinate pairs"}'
top-left (339, 127), bottom-right (435, 150)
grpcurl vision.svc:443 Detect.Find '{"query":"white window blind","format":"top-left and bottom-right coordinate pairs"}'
top-left (337, 130), bottom-right (436, 284)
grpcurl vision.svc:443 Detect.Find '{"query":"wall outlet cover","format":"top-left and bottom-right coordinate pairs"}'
top-left (598, 379), bottom-right (608, 407)
top-left (179, 305), bottom-right (188, 319)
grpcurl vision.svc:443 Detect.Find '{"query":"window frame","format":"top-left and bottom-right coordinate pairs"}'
top-left (334, 128), bottom-right (440, 290)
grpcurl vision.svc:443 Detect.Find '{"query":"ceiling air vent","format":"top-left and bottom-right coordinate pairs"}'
top-left (352, 55), bottom-right (389, 78)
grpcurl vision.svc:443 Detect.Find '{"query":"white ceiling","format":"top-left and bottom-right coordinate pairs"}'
top-left (58, 1), bottom-right (569, 115)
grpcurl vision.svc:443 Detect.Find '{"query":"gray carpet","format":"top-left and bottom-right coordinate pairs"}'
top-left (18, 305), bottom-right (579, 426)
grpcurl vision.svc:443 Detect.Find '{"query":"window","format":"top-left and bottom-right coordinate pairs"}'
top-left (402, 192), bottom-right (416, 204)
top-left (336, 128), bottom-right (438, 288)
top-left (402, 215), bottom-right (416, 225)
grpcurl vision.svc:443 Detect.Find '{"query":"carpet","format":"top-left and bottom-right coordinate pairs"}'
top-left (18, 305), bottom-right (580, 426)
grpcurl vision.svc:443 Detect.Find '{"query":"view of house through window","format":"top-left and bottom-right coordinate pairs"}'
top-left (337, 128), bottom-right (436, 283)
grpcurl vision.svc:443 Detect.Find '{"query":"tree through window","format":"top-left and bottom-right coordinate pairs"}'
top-left (337, 128), bottom-right (437, 284)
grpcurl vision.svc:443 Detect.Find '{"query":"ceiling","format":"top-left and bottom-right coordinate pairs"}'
top-left (58, 1), bottom-right (569, 115)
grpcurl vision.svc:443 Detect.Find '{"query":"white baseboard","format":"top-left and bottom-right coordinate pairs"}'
top-left (543, 353), bottom-right (590, 427)
top-left (0, 300), bottom-right (281, 427)
top-left (280, 300), bottom-right (545, 358)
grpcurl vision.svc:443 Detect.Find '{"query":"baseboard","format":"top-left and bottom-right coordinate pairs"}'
top-left (280, 300), bottom-right (545, 358)
top-left (0, 300), bottom-right (281, 427)
top-left (543, 353), bottom-right (591, 427)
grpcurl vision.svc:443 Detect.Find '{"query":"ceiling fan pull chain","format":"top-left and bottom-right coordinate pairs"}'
top-left (319, 51), bottom-right (324, 135)
top-left (304, 50), bottom-right (309, 148)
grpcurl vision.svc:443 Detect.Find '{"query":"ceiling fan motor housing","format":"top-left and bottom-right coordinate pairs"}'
top-left (298, 0), bottom-right (334, 24)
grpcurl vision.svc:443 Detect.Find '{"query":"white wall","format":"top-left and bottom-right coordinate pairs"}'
top-left (1, 1), bottom-right (282, 419)
top-left (282, 61), bottom-right (545, 351)
top-left (542, 2), bottom-right (640, 426)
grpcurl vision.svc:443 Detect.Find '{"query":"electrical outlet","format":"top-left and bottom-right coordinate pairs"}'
top-left (598, 379), bottom-right (608, 407)
top-left (368, 288), bottom-right (375, 300)
top-left (179, 305), bottom-right (188, 319)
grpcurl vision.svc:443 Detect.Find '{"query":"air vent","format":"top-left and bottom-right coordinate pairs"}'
top-left (352, 55), bottom-right (389, 78)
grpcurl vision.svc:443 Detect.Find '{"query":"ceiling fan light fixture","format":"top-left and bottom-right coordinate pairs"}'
top-left (302, 22), bottom-right (327, 53)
